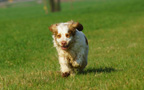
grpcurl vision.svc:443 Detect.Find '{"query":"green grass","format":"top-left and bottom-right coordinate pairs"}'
top-left (0, 0), bottom-right (144, 89)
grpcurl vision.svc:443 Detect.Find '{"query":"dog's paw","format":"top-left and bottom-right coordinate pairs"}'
top-left (72, 61), bottom-right (80, 67)
top-left (62, 72), bottom-right (70, 77)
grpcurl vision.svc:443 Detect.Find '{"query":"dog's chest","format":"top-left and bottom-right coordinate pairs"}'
top-left (59, 49), bottom-right (77, 63)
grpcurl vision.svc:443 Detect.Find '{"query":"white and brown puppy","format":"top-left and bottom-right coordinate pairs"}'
top-left (49, 21), bottom-right (88, 77)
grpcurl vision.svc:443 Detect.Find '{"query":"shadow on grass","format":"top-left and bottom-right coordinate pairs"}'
top-left (78, 67), bottom-right (116, 74)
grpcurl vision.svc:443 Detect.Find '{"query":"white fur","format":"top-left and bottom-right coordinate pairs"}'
top-left (56, 23), bottom-right (73, 46)
top-left (52, 23), bottom-right (89, 75)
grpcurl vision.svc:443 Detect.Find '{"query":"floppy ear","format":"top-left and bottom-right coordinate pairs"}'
top-left (48, 24), bottom-right (58, 34)
top-left (71, 22), bottom-right (83, 31)
top-left (68, 22), bottom-right (83, 35)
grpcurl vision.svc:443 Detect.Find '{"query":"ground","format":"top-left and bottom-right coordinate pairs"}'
top-left (0, 0), bottom-right (144, 89)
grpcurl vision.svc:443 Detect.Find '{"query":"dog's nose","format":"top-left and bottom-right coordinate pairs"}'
top-left (61, 41), bottom-right (67, 46)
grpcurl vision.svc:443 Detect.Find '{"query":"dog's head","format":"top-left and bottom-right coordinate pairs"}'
top-left (49, 21), bottom-right (83, 50)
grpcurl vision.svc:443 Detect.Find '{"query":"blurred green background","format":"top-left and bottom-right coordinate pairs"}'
top-left (0, 0), bottom-right (144, 89)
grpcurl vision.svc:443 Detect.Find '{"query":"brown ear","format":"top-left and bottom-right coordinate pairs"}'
top-left (48, 24), bottom-right (58, 34)
top-left (71, 22), bottom-right (83, 31)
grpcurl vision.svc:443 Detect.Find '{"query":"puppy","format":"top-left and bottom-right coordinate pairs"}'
top-left (49, 20), bottom-right (89, 77)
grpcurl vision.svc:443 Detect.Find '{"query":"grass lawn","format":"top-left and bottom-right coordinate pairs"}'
top-left (0, 0), bottom-right (144, 89)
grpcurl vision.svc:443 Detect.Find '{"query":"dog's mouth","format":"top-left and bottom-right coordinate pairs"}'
top-left (59, 40), bottom-right (73, 50)
top-left (61, 45), bottom-right (69, 50)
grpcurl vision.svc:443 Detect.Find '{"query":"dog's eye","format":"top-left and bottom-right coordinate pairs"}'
top-left (57, 34), bottom-right (61, 38)
top-left (65, 33), bottom-right (70, 38)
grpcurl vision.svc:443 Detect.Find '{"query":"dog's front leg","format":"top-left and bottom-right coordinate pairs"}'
top-left (72, 55), bottom-right (83, 68)
top-left (72, 50), bottom-right (84, 68)
top-left (59, 56), bottom-right (71, 77)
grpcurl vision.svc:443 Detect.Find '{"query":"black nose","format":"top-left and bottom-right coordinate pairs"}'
top-left (61, 41), bottom-right (67, 46)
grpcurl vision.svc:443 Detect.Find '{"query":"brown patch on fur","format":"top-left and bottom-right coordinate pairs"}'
top-left (62, 72), bottom-right (70, 77)
top-left (65, 33), bottom-right (70, 38)
top-left (68, 21), bottom-right (83, 31)
top-left (68, 22), bottom-right (79, 36)
top-left (54, 32), bottom-right (58, 40)
top-left (48, 24), bottom-right (58, 34)
top-left (49, 24), bottom-right (61, 42)
top-left (84, 36), bottom-right (88, 45)
top-left (68, 29), bottom-right (75, 36)
top-left (57, 34), bottom-right (61, 38)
